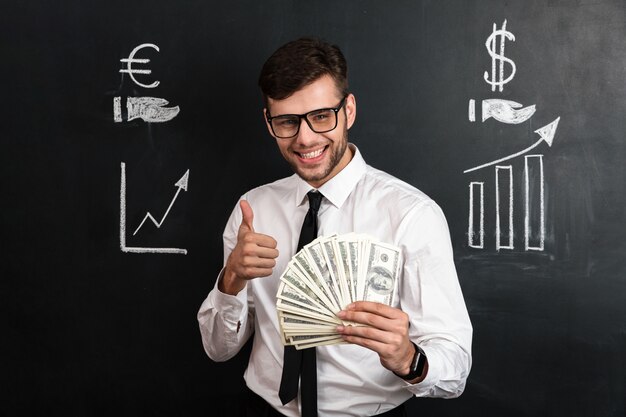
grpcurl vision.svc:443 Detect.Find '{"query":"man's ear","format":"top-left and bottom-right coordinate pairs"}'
top-left (345, 93), bottom-right (357, 130)
top-left (263, 108), bottom-right (275, 138)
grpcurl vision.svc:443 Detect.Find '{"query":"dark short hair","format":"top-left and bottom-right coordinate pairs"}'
top-left (258, 37), bottom-right (348, 107)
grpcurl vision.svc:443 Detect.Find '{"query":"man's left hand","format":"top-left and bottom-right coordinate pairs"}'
top-left (336, 301), bottom-right (426, 382)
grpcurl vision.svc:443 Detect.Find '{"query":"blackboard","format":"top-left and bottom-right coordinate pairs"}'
top-left (2, 1), bottom-right (625, 416)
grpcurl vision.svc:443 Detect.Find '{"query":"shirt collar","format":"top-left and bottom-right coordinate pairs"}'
top-left (294, 143), bottom-right (367, 209)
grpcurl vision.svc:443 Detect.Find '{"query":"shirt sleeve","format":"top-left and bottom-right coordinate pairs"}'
top-left (396, 200), bottom-right (473, 398)
top-left (197, 198), bottom-right (255, 362)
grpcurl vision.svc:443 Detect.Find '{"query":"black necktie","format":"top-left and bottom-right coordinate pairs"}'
top-left (279, 190), bottom-right (323, 417)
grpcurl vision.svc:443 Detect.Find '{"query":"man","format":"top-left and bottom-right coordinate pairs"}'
top-left (198, 37), bottom-right (472, 417)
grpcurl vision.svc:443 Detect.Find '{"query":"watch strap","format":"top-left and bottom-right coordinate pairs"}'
top-left (393, 342), bottom-right (426, 381)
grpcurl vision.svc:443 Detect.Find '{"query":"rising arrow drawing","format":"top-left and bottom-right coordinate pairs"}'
top-left (463, 117), bottom-right (560, 174)
top-left (133, 169), bottom-right (190, 236)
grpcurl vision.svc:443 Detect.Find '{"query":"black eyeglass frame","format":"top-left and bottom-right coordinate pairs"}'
top-left (265, 97), bottom-right (347, 139)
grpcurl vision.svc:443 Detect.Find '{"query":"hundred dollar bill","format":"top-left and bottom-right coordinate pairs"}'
top-left (356, 235), bottom-right (370, 301)
top-left (283, 327), bottom-right (337, 336)
top-left (361, 240), bottom-right (401, 306)
top-left (282, 323), bottom-right (337, 333)
top-left (283, 328), bottom-right (338, 336)
top-left (302, 238), bottom-right (342, 312)
top-left (292, 250), bottom-right (337, 313)
top-left (276, 298), bottom-right (342, 325)
top-left (280, 263), bottom-right (334, 316)
top-left (347, 238), bottom-right (361, 302)
top-left (282, 326), bottom-right (337, 336)
top-left (336, 237), bottom-right (358, 304)
top-left (321, 237), bottom-right (351, 308)
top-left (288, 333), bottom-right (341, 345)
top-left (279, 310), bottom-right (341, 327)
top-left (279, 312), bottom-right (337, 329)
top-left (293, 336), bottom-right (346, 350)
top-left (276, 281), bottom-right (335, 319)
top-left (277, 311), bottom-right (336, 344)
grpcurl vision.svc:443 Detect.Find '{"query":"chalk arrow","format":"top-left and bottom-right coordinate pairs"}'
top-left (482, 99), bottom-right (536, 124)
top-left (127, 97), bottom-right (180, 123)
top-left (133, 169), bottom-right (190, 236)
top-left (534, 116), bottom-right (560, 146)
top-left (464, 117), bottom-right (560, 173)
top-left (175, 169), bottom-right (190, 191)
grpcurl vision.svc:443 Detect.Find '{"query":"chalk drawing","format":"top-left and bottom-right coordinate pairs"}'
top-left (482, 99), bottom-right (536, 124)
top-left (468, 99), bottom-right (536, 124)
top-left (113, 96), bottom-right (180, 123)
top-left (525, 155), bottom-right (545, 251)
top-left (464, 117), bottom-right (559, 174)
top-left (114, 43), bottom-right (180, 123)
top-left (484, 19), bottom-right (516, 92)
top-left (120, 162), bottom-right (188, 255)
top-left (463, 118), bottom-right (557, 251)
top-left (468, 99), bottom-right (476, 122)
top-left (495, 166), bottom-right (514, 251)
top-left (464, 19), bottom-right (560, 252)
top-left (133, 169), bottom-right (189, 236)
top-left (113, 97), bottom-right (122, 122)
top-left (468, 182), bottom-right (484, 249)
top-left (120, 43), bottom-right (161, 89)
top-left (127, 97), bottom-right (180, 123)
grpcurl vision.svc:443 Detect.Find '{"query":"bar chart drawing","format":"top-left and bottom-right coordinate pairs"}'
top-left (464, 119), bottom-right (558, 251)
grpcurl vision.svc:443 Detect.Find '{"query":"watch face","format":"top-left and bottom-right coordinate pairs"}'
top-left (411, 353), bottom-right (420, 371)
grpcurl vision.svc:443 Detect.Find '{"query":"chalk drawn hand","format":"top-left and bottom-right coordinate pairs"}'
top-left (482, 99), bottom-right (536, 124)
top-left (127, 96), bottom-right (180, 123)
top-left (220, 200), bottom-right (279, 295)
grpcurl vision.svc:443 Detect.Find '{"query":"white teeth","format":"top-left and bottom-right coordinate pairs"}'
top-left (300, 148), bottom-right (324, 159)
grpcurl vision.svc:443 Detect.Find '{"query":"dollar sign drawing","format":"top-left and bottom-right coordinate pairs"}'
top-left (484, 19), bottom-right (516, 92)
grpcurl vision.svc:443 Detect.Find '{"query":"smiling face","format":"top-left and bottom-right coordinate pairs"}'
top-left (264, 75), bottom-right (356, 188)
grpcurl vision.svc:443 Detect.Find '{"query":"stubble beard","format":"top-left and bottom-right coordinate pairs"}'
top-left (290, 128), bottom-right (348, 185)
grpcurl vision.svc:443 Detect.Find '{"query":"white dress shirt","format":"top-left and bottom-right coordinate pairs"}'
top-left (198, 144), bottom-right (472, 417)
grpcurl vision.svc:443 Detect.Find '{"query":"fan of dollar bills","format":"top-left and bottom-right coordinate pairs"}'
top-left (276, 233), bottom-right (402, 350)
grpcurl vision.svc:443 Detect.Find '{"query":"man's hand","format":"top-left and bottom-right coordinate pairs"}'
top-left (220, 200), bottom-right (279, 295)
top-left (336, 301), bottom-right (427, 383)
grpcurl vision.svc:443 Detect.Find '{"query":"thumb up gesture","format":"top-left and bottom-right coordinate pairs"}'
top-left (220, 200), bottom-right (279, 295)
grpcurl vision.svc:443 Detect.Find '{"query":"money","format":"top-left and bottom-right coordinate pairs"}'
top-left (276, 233), bottom-right (401, 350)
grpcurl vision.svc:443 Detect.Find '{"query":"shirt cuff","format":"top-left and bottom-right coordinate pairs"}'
top-left (401, 344), bottom-right (442, 396)
top-left (209, 269), bottom-right (248, 330)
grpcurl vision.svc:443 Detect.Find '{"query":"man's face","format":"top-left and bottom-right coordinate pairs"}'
top-left (264, 75), bottom-right (356, 188)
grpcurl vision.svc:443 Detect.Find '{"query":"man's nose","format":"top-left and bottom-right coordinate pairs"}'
top-left (294, 118), bottom-right (318, 145)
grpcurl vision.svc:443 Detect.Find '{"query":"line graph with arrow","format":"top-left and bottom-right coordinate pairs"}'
top-left (133, 169), bottom-right (189, 236)
top-left (120, 162), bottom-right (189, 255)
top-left (464, 117), bottom-right (560, 173)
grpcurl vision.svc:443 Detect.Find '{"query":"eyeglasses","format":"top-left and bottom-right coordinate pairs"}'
top-left (266, 97), bottom-right (346, 139)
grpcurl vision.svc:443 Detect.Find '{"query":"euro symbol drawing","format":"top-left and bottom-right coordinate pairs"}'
top-left (120, 43), bottom-right (161, 89)
top-left (484, 19), bottom-right (516, 92)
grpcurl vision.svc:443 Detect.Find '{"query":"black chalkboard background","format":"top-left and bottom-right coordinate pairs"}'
top-left (2, 1), bottom-right (625, 416)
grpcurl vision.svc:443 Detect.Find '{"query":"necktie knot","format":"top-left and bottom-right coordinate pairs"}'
top-left (307, 190), bottom-right (323, 213)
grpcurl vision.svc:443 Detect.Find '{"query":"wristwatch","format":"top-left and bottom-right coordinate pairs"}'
top-left (394, 342), bottom-right (426, 381)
